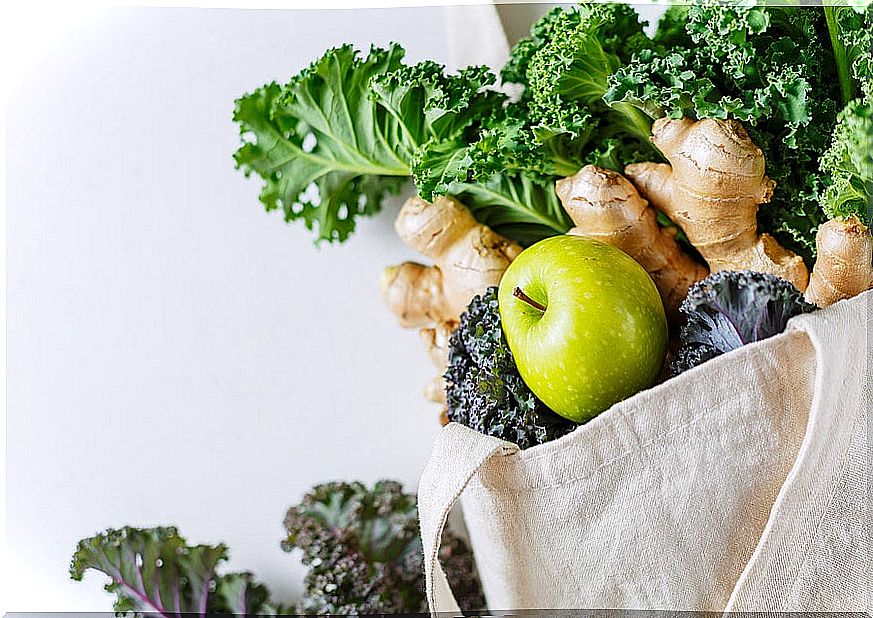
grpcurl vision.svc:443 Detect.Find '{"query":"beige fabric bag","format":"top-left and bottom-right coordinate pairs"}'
top-left (418, 291), bottom-right (870, 613)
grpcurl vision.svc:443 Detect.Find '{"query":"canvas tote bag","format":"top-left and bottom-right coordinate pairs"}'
top-left (418, 290), bottom-right (870, 612)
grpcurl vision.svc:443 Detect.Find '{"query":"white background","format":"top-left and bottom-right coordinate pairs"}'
top-left (6, 4), bottom-right (662, 611)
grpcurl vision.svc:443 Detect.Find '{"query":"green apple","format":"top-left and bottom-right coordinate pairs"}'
top-left (498, 235), bottom-right (667, 423)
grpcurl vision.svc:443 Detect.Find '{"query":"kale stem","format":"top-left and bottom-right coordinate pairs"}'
top-left (611, 102), bottom-right (666, 161)
top-left (824, 4), bottom-right (855, 105)
top-left (513, 287), bottom-right (547, 312)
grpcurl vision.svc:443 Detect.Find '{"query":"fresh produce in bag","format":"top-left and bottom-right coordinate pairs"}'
top-left (234, 1), bottom-right (872, 428)
top-left (231, 1), bottom-right (872, 611)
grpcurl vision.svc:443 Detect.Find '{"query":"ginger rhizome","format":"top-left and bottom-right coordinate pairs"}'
top-left (420, 323), bottom-right (452, 405)
top-left (420, 323), bottom-right (453, 426)
top-left (805, 215), bottom-right (873, 308)
top-left (556, 165), bottom-right (708, 323)
top-left (381, 195), bottom-right (522, 419)
top-left (625, 117), bottom-right (809, 291)
top-left (380, 195), bottom-right (522, 327)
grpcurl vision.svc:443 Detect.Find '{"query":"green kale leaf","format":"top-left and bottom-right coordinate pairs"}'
top-left (450, 169), bottom-right (572, 246)
top-left (606, 4), bottom-right (846, 261)
top-left (488, 5), bottom-right (659, 179)
top-left (233, 45), bottom-right (500, 244)
top-left (234, 43), bottom-right (576, 247)
top-left (445, 287), bottom-right (579, 449)
top-left (70, 526), bottom-right (278, 617)
top-left (825, 4), bottom-right (873, 103)
top-left (819, 95), bottom-right (873, 222)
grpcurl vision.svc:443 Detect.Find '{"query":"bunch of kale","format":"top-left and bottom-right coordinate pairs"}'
top-left (70, 482), bottom-right (485, 616)
top-left (234, 3), bottom-right (871, 261)
top-left (445, 287), bottom-right (579, 449)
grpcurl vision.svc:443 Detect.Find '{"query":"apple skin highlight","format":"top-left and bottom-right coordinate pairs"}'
top-left (498, 235), bottom-right (668, 423)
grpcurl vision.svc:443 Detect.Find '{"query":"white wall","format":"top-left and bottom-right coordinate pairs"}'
top-left (6, 4), bottom-right (664, 611)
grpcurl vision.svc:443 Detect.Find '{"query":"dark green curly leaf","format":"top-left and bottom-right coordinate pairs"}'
top-left (446, 288), bottom-right (579, 449)
top-left (283, 480), bottom-right (485, 615)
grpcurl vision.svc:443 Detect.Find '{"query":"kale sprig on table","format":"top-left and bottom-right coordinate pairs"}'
top-left (70, 527), bottom-right (283, 616)
top-left (282, 480), bottom-right (485, 615)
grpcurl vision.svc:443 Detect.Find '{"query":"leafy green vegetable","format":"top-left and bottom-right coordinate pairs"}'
top-left (672, 271), bottom-right (817, 375)
top-left (233, 45), bottom-right (499, 244)
top-left (72, 484), bottom-right (484, 616)
top-left (824, 3), bottom-right (873, 103)
top-left (476, 4), bottom-right (659, 182)
top-left (70, 526), bottom-right (279, 616)
top-left (445, 287), bottom-right (578, 449)
top-left (283, 480), bottom-right (485, 615)
top-left (455, 173), bottom-right (572, 246)
top-left (234, 3), bottom-right (872, 256)
top-left (819, 95), bottom-right (873, 223)
top-left (234, 43), bottom-right (576, 246)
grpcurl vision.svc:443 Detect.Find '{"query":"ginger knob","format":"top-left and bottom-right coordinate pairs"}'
top-left (380, 195), bottom-right (522, 326)
top-left (805, 215), bottom-right (873, 307)
top-left (625, 117), bottom-right (809, 291)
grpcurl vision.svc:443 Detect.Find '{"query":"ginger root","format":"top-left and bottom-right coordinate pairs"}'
top-left (419, 316), bottom-right (456, 425)
top-left (381, 196), bottom-right (521, 420)
top-left (380, 263), bottom-right (449, 328)
top-left (381, 195), bottom-right (522, 326)
top-left (805, 215), bottom-right (873, 307)
top-left (625, 117), bottom-right (809, 291)
top-left (419, 323), bottom-right (453, 405)
top-left (556, 164), bottom-right (708, 323)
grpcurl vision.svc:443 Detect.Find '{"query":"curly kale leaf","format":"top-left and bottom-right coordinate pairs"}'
top-left (233, 45), bottom-right (502, 244)
top-left (672, 271), bottom-right (818, 375)
top-left (414, 5), bottom-right (659, 248)
top-left (70, 526), bottom-right (278, 617)
top-left (445, 287), bottom-right (579, 449)
top-left (608, 5), bottom-right (828, 138)
top-left (454, 172), bottom-right (573, 246)
top-left (371, 63), bottom-right (502, 154)
top-left (490, 5), bottom-right (658, 179)
top-left (820, 96), bottom-right (873, 223)
top-left (283, 480), bottom-right (485, 615)
top-left (605, 4), bottom-right (854, 261)
top-left (410, 104), bottom-right (574, 244)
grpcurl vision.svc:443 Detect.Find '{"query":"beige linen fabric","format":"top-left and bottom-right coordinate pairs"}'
top-left (418, 291), bottom-right (869, 613)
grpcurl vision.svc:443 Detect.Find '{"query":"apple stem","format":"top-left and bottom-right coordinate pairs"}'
top-left (513, 287), bottom-right (547, 313)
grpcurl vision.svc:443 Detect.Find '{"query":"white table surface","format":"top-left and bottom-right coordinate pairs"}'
top-left (6, 4), bottom-right (663, 611)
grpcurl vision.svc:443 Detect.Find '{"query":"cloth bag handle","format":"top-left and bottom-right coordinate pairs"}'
top-left (418, 423), bottom-right (519, 615)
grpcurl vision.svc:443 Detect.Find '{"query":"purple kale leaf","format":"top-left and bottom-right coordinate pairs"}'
top-left (672, 270), bottom-right (818, 374)
top-left (70, 526), bottom-right (276, 617)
